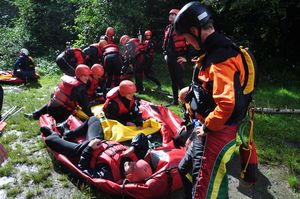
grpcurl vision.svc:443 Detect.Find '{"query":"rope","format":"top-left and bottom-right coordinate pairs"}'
top-left (121, 178), bottom-right (130, 199)
top-left (239, 107), bottom-right (255, 180)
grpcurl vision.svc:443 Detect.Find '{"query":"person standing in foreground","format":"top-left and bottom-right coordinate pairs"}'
top-left (163, 9), bottom-right (188, 105)
top-left (174, 2), bottom-right (255, 198)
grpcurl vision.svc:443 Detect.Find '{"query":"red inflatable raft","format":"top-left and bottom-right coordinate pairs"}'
top-left (40, 101), bottom-right (186, 198)
top-left (0, 71), bottom-right (39, 85)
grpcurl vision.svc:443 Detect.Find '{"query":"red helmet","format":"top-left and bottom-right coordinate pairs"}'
top-left (106, 27), bottom-right (115, 37)
top-left (75, 64), bottom-right (91, 78)
top-left (91, 64), bottom-right (104, 77)
top-left (120, 35), bottom-right (130, 45)
top-left (119, 80), bottom-right (136, 96)
top-left (126, 160), bottom-right (153, 183)
top-left (144, 30), bottom-right (152, 37)
top-left (169, 9), bottom-right (179, 15)
top-left (99, 40), bottom-right (108, 49)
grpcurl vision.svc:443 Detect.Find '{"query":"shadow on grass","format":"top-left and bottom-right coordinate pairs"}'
top-left (20, 81), bottom-right (42, 89)
top-left (227, 155), bottom-right (274, 199)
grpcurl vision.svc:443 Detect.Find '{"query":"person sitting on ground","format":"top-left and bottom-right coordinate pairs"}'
top-left (102, 80), bottom-right (143, 129)
top-left (87, 64), bottom-right (105, 102)
top-left (41, 119), bottom-right (152, 183)
top-left (28, 64), bottom-right (93, 122)
top-left (56, 48), bottom-right (85, 76)
top-left (13, 48), bottom-right (37, 82)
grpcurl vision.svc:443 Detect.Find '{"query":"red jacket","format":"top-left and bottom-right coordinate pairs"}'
top-left (87, 77), bottom-right (99, 100)
top-left (102, 87), bottom-right (135, 117)
top-left (103, 44), bottom-right (120, 57)
top-left (163, 24), bottom-right (187, 53)
top-left (52, 75), bottom-right (82, 111)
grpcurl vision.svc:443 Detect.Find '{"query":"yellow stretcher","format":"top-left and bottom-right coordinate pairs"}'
top-left (75, 104), bottom-right (161, 142)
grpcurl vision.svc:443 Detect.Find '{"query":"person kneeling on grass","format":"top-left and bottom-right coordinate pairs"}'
top-left (102, 80), bottom-right (143, 129)
top-left (41, 117), bottom-right (152, 183)
top-left (26, 64), bottom-right (93, 122)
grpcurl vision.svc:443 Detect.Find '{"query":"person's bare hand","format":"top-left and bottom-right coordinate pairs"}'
top-left (177, 56), bottom-right (187, 64)
top-left (184, 138), bottom-right (192, 151)
top-left (164, 55), bottom-right (168, 61)
top-left (136, 126), bottom-right (143, 130)
top-left (126, 122), bottom-right (136, 126)
top-left (121, 146), bottom-right (134, 157)
top-left (88, 139), bottom-right (102, 150)
top-left (195, 126), bottom-right (206, 138)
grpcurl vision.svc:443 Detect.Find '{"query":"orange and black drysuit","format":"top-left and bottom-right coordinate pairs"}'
top-left (143, 39), bottom-right (161, 88)
top-left (124, 38), bottom-right (146, 92)
top-left (179, 32), bottom-right (252, 199)
top-left (163, 24), bottom-right (187, 103)
top-left (102, 87), bottom-right (143, 127)
top-left (56, 48), bottom-right (85, 76)
top-left (83, 43), bottom-right (103, 67)
top-left (102, 44), bottom-right (124, 89)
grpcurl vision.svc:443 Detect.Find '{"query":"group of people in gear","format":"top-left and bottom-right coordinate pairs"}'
top-left (23, 1), bottom-right (256, 198)
top-left (55, 26), bottom-right (161, 95)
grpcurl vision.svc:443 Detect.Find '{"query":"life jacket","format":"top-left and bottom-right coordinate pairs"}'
top-left (87, 77), bottom-right (99, 98)
top-left (18, 55), bottom-right (35, 71)
top-left (232, 45), bottom-right (256, 95)
top-left (100, 35), bottom-right (115, 44)
top-left (89, 140), bottom-right (138, 183)
top-left (90, 43), bottom-right (103, 58)
top-left (126, 38), bottom-right (145, 58)
top-left (102, 87), bottom-right (135, 117)
top-left (65, 48), bottom-right (85, 66)
top-left (163, 24), bottom-right (187, 52)
top-left (52, 75), bottom-right (82, 111)
top-left (103, 44), bottom-right (120, 57)
top-left (143, 39), bottom-right (156, 56)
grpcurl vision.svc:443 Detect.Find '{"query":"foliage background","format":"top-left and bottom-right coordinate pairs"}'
top-left (0, 0), bottom-right (299, 78)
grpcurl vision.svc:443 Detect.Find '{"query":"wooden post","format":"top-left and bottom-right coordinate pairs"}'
top-left (254, 107), bottom-right (300, 114)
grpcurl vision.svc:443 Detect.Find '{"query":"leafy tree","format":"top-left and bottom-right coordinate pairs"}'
top-left (13, 0), bottom-right (77, 56)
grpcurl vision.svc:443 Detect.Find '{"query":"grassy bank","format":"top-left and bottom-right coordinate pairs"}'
top-left (0, 57), bottom-right (299, 197)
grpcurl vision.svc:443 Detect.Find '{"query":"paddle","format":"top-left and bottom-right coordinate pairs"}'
top-left (0, 106), bottom-right (23, 132)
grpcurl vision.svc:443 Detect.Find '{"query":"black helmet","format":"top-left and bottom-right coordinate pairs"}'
top-left (174, 1), bottom-right (212, 35)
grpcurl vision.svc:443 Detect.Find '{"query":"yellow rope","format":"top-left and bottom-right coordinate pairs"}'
top-left (240, 108), bottom-right (254, 180)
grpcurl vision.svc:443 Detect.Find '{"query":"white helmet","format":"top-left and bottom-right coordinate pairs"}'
top-left (20, 48), bottom-right (29, 56)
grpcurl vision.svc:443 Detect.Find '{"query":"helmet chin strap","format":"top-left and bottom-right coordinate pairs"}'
top-left (189, 28), bottom-right (203, 50)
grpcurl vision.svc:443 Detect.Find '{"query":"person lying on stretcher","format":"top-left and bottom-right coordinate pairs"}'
top-left (41, 117), bottom-right (152, 183)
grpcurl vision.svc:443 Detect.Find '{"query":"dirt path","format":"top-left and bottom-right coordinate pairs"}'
top-left (228, 156), bottom-right (299, 199)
